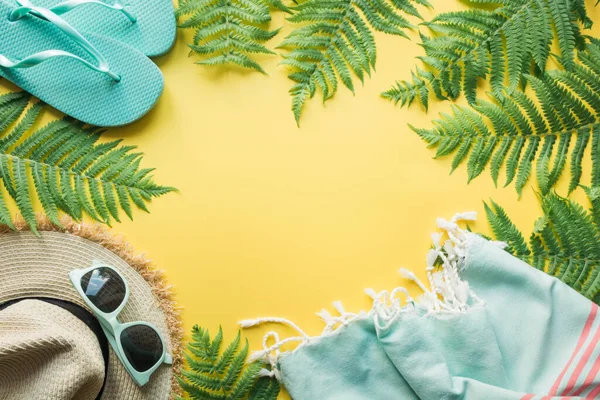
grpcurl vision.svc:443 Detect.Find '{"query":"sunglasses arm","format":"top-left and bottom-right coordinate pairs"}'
top-left (163, 352), bottom-right (173, 365)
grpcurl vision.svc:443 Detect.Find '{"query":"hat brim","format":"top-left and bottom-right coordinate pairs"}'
top-left (0, 215), bottom-right (183, 400)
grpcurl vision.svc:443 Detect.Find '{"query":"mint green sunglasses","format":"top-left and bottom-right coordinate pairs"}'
top-left (69, 261), bottom-right (172, 386)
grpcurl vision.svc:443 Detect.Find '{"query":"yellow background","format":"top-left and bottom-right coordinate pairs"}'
top-left (4, 0), bottom-right (600, 396)
top-left (109, 0), bottom-right (600, 349)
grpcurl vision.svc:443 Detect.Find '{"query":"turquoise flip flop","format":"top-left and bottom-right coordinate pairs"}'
top-left (0, 0), bottom-right (163, 126)
top-left (12, 0), bottom-right (176, 57)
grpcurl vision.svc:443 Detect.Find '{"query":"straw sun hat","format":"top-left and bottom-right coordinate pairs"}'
top-left (0, 215), bottom-right (183, 400)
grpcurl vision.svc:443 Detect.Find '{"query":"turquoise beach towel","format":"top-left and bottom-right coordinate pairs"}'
top-left (242, 214), bottom-right (600, 399)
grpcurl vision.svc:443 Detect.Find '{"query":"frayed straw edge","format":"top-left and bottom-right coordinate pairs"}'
top-left (1, 214), bottom-right (184, 398)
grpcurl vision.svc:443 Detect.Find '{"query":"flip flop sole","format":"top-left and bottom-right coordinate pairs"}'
top-left (28, 0), bottom-right (176, 57)
top-left (0, 0), bottom-right (163, 127)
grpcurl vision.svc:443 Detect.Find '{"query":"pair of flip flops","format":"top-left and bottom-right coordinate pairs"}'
top-left (0, 0), bottom-right (175, 126)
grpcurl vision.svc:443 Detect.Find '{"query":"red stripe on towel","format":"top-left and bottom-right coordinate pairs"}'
top-left (548, 305), bottom-right (597, 396)
top-left (585, 383), bottom-right (600, 399)
top-left (562, 313), bottom-right (600, 396)
top-left (571, 351), bottom-right (600, 396)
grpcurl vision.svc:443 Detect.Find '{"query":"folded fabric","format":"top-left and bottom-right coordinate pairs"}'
top-left (242, 214), bottom-right (600, 400)
top-left (274, 316), bottom-right (418, 399)
top-left (0, 0), bottom-right (163, 126)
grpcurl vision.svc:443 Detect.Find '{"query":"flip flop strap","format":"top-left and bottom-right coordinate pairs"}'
top-left (7, 0), bottom-right (121, 81)
top-left (0, 50), bottom-right (120, 81)
top-left (44, 0), bottom-right (135, 23)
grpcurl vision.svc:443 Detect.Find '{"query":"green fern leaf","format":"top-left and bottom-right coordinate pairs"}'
top-left (484, 188), bottom-right (600, 303)
top-left (483, 200), bottom-right (529, 256)
top-left (215, 331), bottom-right (241, 375)
top-left (0, 92), bottom-right (175, 232)
top-left (178, 325), bottom-right (280, 400)
top-left (411, 40), bottom-right (600, 195)
top-left (247, 375), bottom-right (280, 400)
top-left (280, 0), bottom-right (430, 125)
top-left (177, 0), bottom-right (287, 73)
top-left (383, 0), bottom-right (593, 109)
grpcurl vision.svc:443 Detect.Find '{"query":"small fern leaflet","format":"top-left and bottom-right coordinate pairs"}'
top-left (382, 0), bottom-right (593, 109)
top-left (177, 0), bottom-right (287, 74)
top-left (280, 0), bottom-right (431, 125)
top-left (247, 376), bottom-right (281, 400)
top-left (0, 92), bottom-right (174, 234)
top-left (411, 39), bottom-right (600, 196)
top-left (484, 189), bottom-right (600, 304)
top-left (176, 325), bottom-right (280, 400)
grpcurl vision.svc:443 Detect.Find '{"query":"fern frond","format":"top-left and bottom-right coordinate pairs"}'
top-left (411, 40), bottom-right (600, 196)
top-left (280, 0), bottom-right (431, 125)
top-left (177, 0), bottom-right (287, 73)
top-left (178, 325), bottom-right (280, 400)
top-left (383, 0), bottom-right (593, 109)
top-left (0, 92), bottom-right (174, 233)
top-left (247, 375), bottom-right (281, 400)
top-left (484, 189), bottom-right (600, 303)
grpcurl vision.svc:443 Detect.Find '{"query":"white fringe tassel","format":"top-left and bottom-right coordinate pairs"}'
top-left (239, 213), bottom-right (483, 381)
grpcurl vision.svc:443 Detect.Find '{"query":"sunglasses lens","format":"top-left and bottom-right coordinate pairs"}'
top-left (80, 267), bottom-right (127, 313)
top-left (120, 325), bottom-right (164, 372)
